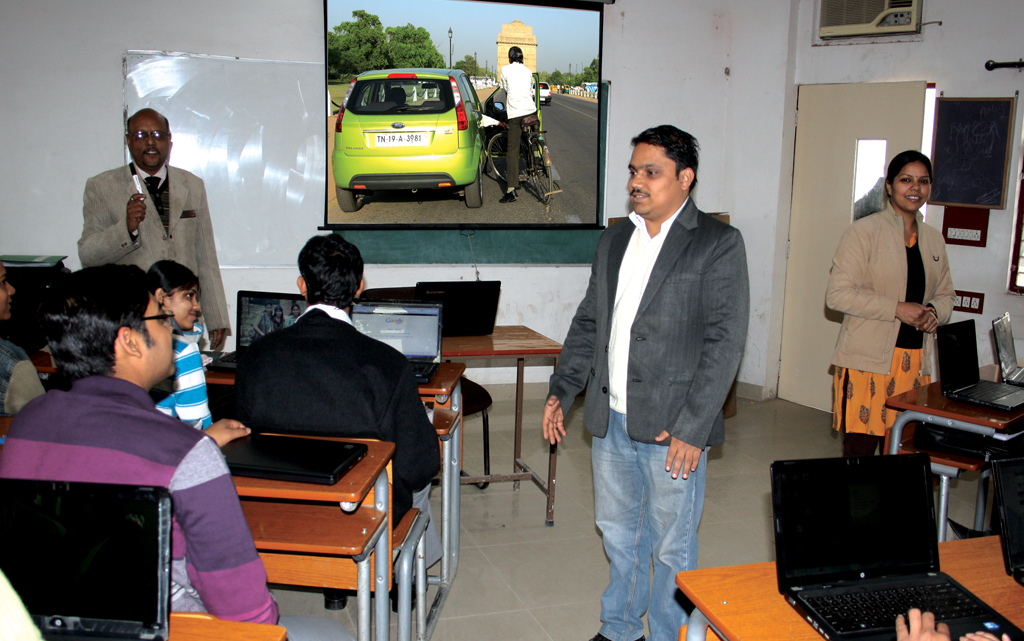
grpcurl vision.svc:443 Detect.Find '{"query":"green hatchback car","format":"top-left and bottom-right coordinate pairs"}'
top-left (332, 68), bottom-right (487, 211)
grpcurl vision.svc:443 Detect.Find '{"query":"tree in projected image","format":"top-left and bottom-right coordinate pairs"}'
top-left (328, 10), bottom-right (446, 76)
top-left (386, 24), bottom-right (445, 68)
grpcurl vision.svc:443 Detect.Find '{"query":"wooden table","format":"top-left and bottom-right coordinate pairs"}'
top-left (678, 536), bottom-right (1024, 641)
top-left (885, 382), bottom-right (1024, 540)
top-left (235, 438), bottom-right (395, 641)
top-left (442, 325), bottom-right (562, 525)
top-left (169, 613), bottom-right (287, 641)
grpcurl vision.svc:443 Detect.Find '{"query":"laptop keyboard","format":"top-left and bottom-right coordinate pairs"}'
top-left (807, 583), bottom-right (988, 633)
top-left (410, 362), bottom-right (435, 377)
top-left (217, 351), bottom-right (239, 364)
top-left (963, 382), bottom-right (1024, 403)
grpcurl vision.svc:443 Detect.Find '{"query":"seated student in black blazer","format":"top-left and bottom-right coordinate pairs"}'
top-left (234, 234), bottom-right (441, 566)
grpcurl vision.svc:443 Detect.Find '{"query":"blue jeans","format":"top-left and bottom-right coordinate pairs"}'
top-left (593, 410), bottom-right (707, 641)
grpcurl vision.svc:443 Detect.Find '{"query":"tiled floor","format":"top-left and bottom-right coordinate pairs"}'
top-left (271, 385), bottom-right (992, 640)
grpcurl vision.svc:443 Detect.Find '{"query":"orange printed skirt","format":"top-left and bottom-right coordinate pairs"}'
top-left (832, 348), bottom-right (930, 436)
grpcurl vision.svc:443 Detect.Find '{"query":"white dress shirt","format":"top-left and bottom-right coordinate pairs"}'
top-left (499, 62), bottom-right (537, 120)
top-left (607, 201), bottom-right (686, 414)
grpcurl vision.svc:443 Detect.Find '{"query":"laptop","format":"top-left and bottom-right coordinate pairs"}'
top-left (771, 454), bottom-right (1024, 641)
top-left (938, 319), bottom-right (1024, 411)
top-left (993, 313), bottom-right (1024, 386)
top-left (0, 479), bottom-right (172, 640)
top-left (207, 290), bottom-right (308, 371)
top-left (991, 456), bottom-right (1024, 587)
top-left (414, 281), bottom-right (500, 337)
top-left (350, 301), bottom-right (443, 383)
top-left (222, 434), bottom-right (368, 485)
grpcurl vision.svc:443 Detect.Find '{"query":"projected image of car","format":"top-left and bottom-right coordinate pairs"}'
top-left (332, 68), bottom-right (487, 212)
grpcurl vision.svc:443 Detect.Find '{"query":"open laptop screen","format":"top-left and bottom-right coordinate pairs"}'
top-left (237, 291), bottom-right (308, 349)
top-left (0, 480), bottom-right (171, 637)
top-left (351, 302), bottom-right (442, 361)
top-left (993, 313), bottom-right (1020, 381)
top-left (772, 454), bottom-right (939, 588)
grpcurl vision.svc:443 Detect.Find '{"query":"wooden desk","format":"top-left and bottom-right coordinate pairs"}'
top-left (442, 325), bottom-right (562, 525)
top-left (235, 438), bottom-right (394, 641)
top-left (885, 382), bottom-right (1024, 541)
top-left (169, 613), bottom-right (287, 641)
top-left (678, 536), bottom-right (1024, 641)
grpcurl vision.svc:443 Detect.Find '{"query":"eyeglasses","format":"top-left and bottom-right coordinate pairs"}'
top-left (128, 130), bottom-right (170, 142)
top-left (141, 311), bottom-right (175, 327)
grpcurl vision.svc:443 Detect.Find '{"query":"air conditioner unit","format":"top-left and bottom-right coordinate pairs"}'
top-left (819, 0), bottom-right (919, 39)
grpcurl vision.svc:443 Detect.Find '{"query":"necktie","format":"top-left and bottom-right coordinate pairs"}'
top-left (144, 176), bottom-right (170, 230)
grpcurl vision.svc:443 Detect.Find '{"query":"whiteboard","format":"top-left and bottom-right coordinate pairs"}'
top-left (125, 51), bottom-right (327, 266)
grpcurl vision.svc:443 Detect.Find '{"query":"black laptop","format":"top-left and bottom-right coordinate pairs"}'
top-left (207, 290), bottom-right (308, 371)
top-left (414, 280), bottom-right (500, 337)
top-left (991, 456), bottom-right (1024, 587)
top-left (0, 479), bottom-right (172, 640)
top-left (350, 301), bottom-right (443, 383)
top-left (772, 454), bottom-right (1024, 641)
top-left (938, 319), bottom-right (1024, 411)
top-left (222, 434), bottom-right (368, 485)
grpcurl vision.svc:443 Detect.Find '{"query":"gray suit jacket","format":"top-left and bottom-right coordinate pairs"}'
top-left (78, 165), bottom-right (229, 331)
top-left (549, 199), bottom-right (749, 447)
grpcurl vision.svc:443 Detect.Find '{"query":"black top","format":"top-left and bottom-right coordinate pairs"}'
top-left (896, 241), bottom-right (925, 349)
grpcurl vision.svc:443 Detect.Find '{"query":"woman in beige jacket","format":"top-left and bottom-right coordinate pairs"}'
top-left (827, 150), bottom-right (956, 456)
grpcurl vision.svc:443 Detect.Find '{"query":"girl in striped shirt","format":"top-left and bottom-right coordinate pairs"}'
top-left (147, 260), bottom-right (213, 429)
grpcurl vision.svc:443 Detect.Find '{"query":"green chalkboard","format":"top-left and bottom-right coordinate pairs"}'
top-left (331, 228), bottom-right (603, 263)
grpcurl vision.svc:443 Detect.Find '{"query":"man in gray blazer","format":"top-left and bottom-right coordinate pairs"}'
top-left (543, 125), bottom-right (749, 641)
top-left (78, 108), bottom-right (229, 349)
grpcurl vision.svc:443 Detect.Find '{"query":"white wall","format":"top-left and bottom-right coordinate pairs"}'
top-left (4, 0), bottom-right (1023, 396)
top-left (792, 0), bottom-right (1024, 367)
top-left (601, 0), bottom-right (800, 398)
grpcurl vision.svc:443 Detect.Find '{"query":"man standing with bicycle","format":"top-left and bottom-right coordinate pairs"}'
top-left (497, 46), bottom-right (536, 204)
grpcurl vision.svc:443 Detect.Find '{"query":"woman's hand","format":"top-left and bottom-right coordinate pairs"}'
top-left (896, 302), bottom-right (938, 333)
top-left (205, 419), bottom-right (251, 448)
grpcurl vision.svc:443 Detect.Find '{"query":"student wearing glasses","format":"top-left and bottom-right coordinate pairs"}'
top-left (77, 108), bottom-right (230, 350)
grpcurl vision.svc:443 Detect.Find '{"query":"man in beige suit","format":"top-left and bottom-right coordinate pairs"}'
top-left (78, 108), bottom-right (229, 348)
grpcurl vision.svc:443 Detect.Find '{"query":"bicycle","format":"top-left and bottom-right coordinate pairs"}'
top-left (486, 115), bottom-right (556, 205)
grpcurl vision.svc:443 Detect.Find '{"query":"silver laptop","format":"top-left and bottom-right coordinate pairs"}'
top-left (993, 313), bottom-right (1024, 386)
top-left (0, 480), bottom-right (172, 640)
top-left (350, 301), bottom-right (443, 383)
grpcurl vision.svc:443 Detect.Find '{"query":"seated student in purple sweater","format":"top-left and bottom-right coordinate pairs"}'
top-left (0, 265), bottom-right (353, 641)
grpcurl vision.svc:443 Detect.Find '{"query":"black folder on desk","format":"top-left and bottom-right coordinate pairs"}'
top-left (222, 434), bottom-right (367, 485)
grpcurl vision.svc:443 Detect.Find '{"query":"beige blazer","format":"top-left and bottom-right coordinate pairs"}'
top-left (78, 165), bottom-right (229, 332)
top-left (827, 204), bottom-right (955, 376)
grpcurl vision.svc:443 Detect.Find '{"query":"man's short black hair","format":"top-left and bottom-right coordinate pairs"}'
top-left (126, 108), bottom-right (170, 134)
top-left (631, 125), bottom-right (700, 188)
top-left (298, 234), bottom-right (364, 308)
top-left (39, 265), bottom-right (152, 381)
top-left (508, 46), bottom-right (524, 64)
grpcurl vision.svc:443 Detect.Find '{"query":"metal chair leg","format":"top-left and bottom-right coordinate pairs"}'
top-left (477, 408), bottom-right (490, 489)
